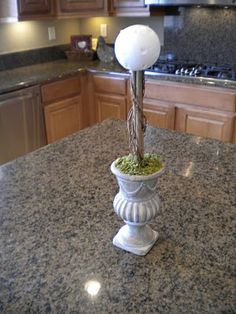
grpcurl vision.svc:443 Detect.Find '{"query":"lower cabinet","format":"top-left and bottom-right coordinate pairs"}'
top-left (175, 105), bottom-right (235, 142)
top-left (92, 74), bottom-right (128, 123)
top-left (143, 99), bottom-right (175, 129)
top-left (41, 75), bottom-right (84, 144)
top-left (40, 72), bottom-right (236, 145)
top-left (44, 95), bottom-right (82, 144)
top-left (144, 79), bottom-right (236, 143)
top-left (96, 94), bottom-right (127, 122)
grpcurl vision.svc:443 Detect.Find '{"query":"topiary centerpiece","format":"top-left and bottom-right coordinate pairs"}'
top-left (110, 25), bottom-right (164, 256)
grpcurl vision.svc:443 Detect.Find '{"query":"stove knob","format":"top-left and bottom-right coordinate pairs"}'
top-left (175, 69), bottom-right (181, 75)
top-left (180, 67), bottom-right (185, 75)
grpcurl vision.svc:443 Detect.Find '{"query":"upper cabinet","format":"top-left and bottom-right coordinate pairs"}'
top-left (17, 0), bottom-right (55, 20)
top-left (0, 0), bottom-right (162, 21)
top-left (113, 0), bottom-right (145, 7)
top-left (110, 0), bottom-right (163, 16)
top-left (56, 0), bottom-right (109, 17)
top-left (110, 0), bottom-right (149, 16)
top-left (1, 0), bottom-right (109, 21)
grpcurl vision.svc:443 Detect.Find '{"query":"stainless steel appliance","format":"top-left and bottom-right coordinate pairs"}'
top-left (146, 59), bottom-right (236, 81)
top-left (0, 85), bottom-right (46, 165)
top-left (145, 0), bottom-right (236, 6)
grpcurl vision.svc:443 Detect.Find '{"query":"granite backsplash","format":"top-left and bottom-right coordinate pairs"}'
top-left (162, 7), bottom-right (236, 68)
top-left (0, 45), bottom-right (68, 71)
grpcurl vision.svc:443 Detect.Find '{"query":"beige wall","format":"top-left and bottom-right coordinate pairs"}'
top-left (79, 17), bottom-right (164, 45)
top-left (0, 16), bottom-right (164, 54)
top-left (0, 19), bottom-right (80, 54)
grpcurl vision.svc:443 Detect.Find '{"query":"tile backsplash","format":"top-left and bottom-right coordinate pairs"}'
top-left (162, 7), bottom-right (236, 68)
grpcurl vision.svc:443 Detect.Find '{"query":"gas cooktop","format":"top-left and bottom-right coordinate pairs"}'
top-left (147, 60), bottom-right (236, 81)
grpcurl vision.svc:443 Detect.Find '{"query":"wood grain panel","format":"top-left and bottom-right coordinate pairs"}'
top-left (175, 104), bottom-right (235, 142)
top-left (58, 0), bottom-right (104, 11)
top-left (145, 80), bottom-right (236, 112)
top-left (44, 95), bottom-right (82, 143)
top-left (41, 76), bottom-right (81, 105)
top-left (113, 0), bottom-right (144, 8)
top-left (95, 94), bottom-right (127, 122)
top-left (143, 99), bottom-right (175, 129)
top-left (93, 75), bottom-right (127, 95)
top-left (18, 0), bottom-right (53, 14)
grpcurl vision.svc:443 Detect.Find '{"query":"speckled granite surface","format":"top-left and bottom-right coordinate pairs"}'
top-left (0, 59), bottom-right (235, 95)
top-left (163, 7), bottom-right (236, 68)
top-left (0, 119), bottom-right (235, 313)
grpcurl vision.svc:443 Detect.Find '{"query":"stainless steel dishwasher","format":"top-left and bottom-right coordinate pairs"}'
top-left (0, 85), bottom-right (46, 165)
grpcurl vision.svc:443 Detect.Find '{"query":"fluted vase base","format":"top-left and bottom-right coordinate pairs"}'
top-left (113, 224), bottom-right (159, 256)
top-left (111, 160), bottom-right (164, 256)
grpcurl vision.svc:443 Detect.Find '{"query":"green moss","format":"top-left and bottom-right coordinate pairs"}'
top-left (115, 153), bottom-right (163, 176)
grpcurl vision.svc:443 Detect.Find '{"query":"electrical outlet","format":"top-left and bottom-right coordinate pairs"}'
top-left (100, 24), bottom-right (107, 37)
top-left (48, 26), bottom-right (56, 40)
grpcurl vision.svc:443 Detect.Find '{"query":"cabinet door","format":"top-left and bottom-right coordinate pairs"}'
top-left (175, 105), bottom-right (235, 142)
top-left (44, 95), bottom-right (82, 144)
top-left (95, 94), bottom-right (127, 122)
top-left (113, 0), bottom-right (145, 7)
top-left (143, 99), bottom-right (175, 129)
top-left (18, 0), bottom-right (54, 16)
top-left (58, 0), bottom-right (104, 11)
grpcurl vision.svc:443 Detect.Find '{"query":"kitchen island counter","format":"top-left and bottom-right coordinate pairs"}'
top-left (0, 119), bottom-right (235, 313)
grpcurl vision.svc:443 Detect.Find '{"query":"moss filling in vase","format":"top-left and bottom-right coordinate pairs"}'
top-left (115, 153), bottom-right (163, 176)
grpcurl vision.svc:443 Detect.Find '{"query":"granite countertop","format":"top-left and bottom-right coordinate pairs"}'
top-left (0, 59), bottom-right (128, 94)
top-left (0, 59), bottom-right (235, 95)
top-left (0, 119), bottom-right (235, 313)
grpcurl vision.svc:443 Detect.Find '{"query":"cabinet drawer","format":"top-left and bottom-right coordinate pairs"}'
top-left (93, 75), bottom-right (127, 95)
top-left (145, 80), bottom-right (236, 112)
top-left (41, 76), bottom-right (81, 104)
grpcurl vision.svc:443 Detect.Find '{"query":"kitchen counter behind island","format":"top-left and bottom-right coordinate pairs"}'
top-left (0, 119), bottom-right (235, 313)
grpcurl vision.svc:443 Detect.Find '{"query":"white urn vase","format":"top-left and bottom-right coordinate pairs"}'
top-left (111, 161), bottom-right (164, 256)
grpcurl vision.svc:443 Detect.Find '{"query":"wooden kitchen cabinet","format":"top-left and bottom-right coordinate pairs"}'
top-left (127, 79), bottom-right (175, 130)
top-left (113, 0), bottom-right (146, 7)
top-left (144, 79), bottom-right (236, 142)
top-left (110, 0), bottom-right (164, 16)
top-left (175, 105), bottom-right (235, 142)
top-left (92, 74), bottom-right (128, 123)
top-left (96, 94), bottom-right (127, 122)
top-left (56, 0), bottom-right (108, 17)
top-left (143, 99), bottom-right (175, 129)
top-left (17, 0), bottom-right (55, 20)
top-left (143, 81), bottom-right (176, 129)
top-left (42, 75), bottom-right (85, 144)
top-left (110, 0), bottom-right (149, 16)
